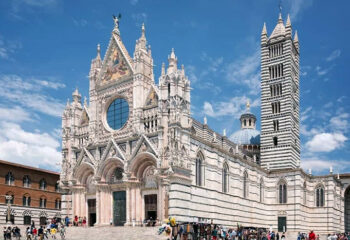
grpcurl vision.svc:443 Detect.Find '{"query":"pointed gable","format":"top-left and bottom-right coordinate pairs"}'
top-left (80, 108), bottom-right (89, 126)
top-left (145, 86), bottom-right (159, 108)
top-left (98, 32), bottom-right (134, 86)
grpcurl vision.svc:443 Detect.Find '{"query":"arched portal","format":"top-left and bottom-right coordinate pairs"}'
top-left (345, 186), bottom-right (350, 232)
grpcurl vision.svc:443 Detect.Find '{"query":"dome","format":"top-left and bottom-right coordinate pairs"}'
top-left (230, 128), bottom-right (260, 145)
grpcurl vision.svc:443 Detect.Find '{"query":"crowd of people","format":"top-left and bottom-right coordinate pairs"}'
top-left (2, 218), bottom-right (66, 240)
top-left (159, 218), bottom-right (350, 240)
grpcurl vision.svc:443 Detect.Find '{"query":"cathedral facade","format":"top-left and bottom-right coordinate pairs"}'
top-left (59, 14), bottom-right (349, 233)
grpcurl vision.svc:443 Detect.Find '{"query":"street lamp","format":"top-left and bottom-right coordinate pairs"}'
top-left (5, 195), bottom-right (13, 224)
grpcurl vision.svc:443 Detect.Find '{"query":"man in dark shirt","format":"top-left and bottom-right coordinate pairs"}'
top-left (38, 226), bottom-right (44, 240)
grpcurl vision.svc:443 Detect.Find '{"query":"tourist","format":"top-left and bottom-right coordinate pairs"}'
top-left (82, 217), bottom-right (87, 227)
top-left (26, 227), bottom-right (32, 240)
top-left (212, 226), bottom-right (218, 240)
top-left (309, 231), bottom-right (316, 240)
top-left (281, 232), bottom-right (285, 240)
top-left (276, 232), bottom-right (280, 240)
top-left (64, 216), bottom-right (69, 227)
top-left (50, 227), bottom-right (57, 239)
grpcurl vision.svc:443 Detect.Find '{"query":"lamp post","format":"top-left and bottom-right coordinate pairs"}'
top-left (5, 195), bottom-right (13, 224)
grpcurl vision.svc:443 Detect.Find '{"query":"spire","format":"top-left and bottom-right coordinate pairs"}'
top-left (261, 22), bottom-right (267, 35)
top-left (72, 88), bottom-right (81, 104)
top-left (294, 30), bottom-right (299, 42)
top-left (161, 62), bottom-right (165, 75)
top-left (96, 43), bottom-right (101, 60)
top-left (269, 13), bottom-right (286, 39)
top-left (167, 48), bottom-right (178, 74)
top-left (141, 22), bottom-right (145, 38)
top-left (286, 14), bottom-right (291, 27)
top-left (181, 64), bottom-right (185, 75)
top-left (135, 22), bottom-right (147, 51)
top-left (278, 12), bottom-right (283, 23)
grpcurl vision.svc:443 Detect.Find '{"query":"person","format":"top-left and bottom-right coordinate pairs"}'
top-left (281, 232), bottom-right (286, 240)
top-left (82, 217), bottom-right (87, 227)
top-left (277, 232), bottom-right (280, 240)
top-left (59, 226), bottom-right (66, 240)
top-left (50, 228), bottom-right (56, 239)
top-left (26, 227), bottom-right (32, 240)
top-left (309, 231), bottom-right (316, 240)
top-left (73, 216), bottom-right (78, 227)
top-left (212, 226), bottom-right (218, 240)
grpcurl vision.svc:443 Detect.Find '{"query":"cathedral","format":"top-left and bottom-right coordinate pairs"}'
top-left (59, 13), bottom-right (350, 233)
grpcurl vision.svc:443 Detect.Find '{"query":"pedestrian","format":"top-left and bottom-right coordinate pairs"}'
top-left (277, 232), bottom-right (280, 240)
top-left (82, 217), bottom-right (87, 227)
top-left (50, 228), bottom-right (56, 239)
top-left (309, 231), bottom-right (316, 240)
top-left (281, 232), bottom-right (286, 240)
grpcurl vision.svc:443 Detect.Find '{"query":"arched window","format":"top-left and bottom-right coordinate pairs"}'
top-left (5, 192), bottom-right (14, 204)
top-left (260, 178), bottom-right (264, 203)
top-left (23, 195), bottom-right (31, 207)
top-left (39, 179), bottom-right (47, 190)
top-left (40, 197), bottom-right (47, 208)
top-left (316, 185), bottom-right (325, 207)
top-left (23, 175), bottom-right (31, 188)
top-left (195, 153), bottom-right (204, 186)
top-left (243, 171), bottom-right (248, 198)
top-left (55, 199), bottom-right (61, 209)
top-left (278, 180), bottom-right (287, 204)
top-left (303, 182), bottom-right (307, 205)
top-left (5, 172), bottom-right (15, 185)
top-left (222, 163), bottom-right (229, 193)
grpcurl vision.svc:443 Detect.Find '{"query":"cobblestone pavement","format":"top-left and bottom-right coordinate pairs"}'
top-left (65, 226), bottom-right (165, 240)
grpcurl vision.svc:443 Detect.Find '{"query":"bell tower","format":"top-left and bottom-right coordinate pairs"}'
top-left (260, 13), bottom-right (300, 170)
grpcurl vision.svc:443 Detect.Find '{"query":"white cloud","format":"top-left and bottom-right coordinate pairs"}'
top-left (0, 74), bottom-right (65, 117)
top-left (306, 133), bottom-right (347, 152)
top-left (301, 158), bottom-right (348, 173)
top-left (0, 121), bottom-right (61, 171)
top-left (330, 113), bottom-right (349, 132)
top-left (0, 36), bottom-right (22, 60)
top-left (0, 106), bottom-right (33, 122)
top-left (300, 106), bottom-right (312, 122)
top-left (202, 96), bottom-right (260, 118)
top-left (315, 65), bottom-right (332, 76)
top-left (287, 0), bottom-right (313, 21)
top-left (225, 50), bottom-right (260, 95)
top-left (326, 49), bottom-right (341, 62)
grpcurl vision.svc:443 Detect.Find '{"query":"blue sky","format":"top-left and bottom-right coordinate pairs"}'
top-left (0, 0), bottom-right (348, 174)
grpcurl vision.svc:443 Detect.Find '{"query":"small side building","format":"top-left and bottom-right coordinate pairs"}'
top-left (0, 159), bottom-right (62, 226)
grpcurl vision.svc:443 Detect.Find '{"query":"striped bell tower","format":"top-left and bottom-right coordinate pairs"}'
top-left (260, 13), bottom-right (300, 170)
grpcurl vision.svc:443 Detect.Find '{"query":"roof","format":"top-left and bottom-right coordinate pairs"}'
top-left (269, 13), bottom-right (286, 39)
top-left (0, 159), bottom-right (60, 175)
top-left (230, 128), bottom-right (260, 145)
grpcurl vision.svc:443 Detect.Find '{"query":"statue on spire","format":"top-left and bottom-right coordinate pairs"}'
top-left (246, 100), bottom-right (250, 112)
top-left (113, 13), bottom-right (122, 29)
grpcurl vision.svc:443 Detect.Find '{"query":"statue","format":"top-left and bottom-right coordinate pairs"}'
top-left (112, 13), bottom-right (122, 29)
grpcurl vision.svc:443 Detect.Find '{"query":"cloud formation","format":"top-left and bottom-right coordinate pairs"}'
top-left (225, 50), bottom-right (260, 95)
top-left (0, 74), bottom-right (65, 117)
top-left (306, 133), bottom-right (347, 152)
top-left (326, 49), bottom-right (341, 62)
top-left (202, 96), bottom-right (260, 118)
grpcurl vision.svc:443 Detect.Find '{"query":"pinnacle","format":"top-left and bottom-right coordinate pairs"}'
top-left (286, 14), bottom-right (291, 27)
top-left (261, 22), bottom-right (267, 35)
top-left (294, 30), bottom-right (299, 42)
top-left (278, 12), bottom-right (283, 23)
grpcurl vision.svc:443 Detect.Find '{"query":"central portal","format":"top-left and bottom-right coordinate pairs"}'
top-left (113, 191), bottom-right (126, 226)
top-left (144, 194), bottom-right (157, 221)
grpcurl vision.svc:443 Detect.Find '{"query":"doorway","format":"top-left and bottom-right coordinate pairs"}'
top-left (144, 194), bottom-right (157, 221)
top-left (88, 199), bottom-right (96, 227)
top-left (278, 216), bottom-right (287, 232)
top-left (113, 191), bottom-right (126, 226)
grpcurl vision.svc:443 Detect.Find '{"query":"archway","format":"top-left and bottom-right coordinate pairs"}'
top-left (345, 186), bottom-right (350, 232)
